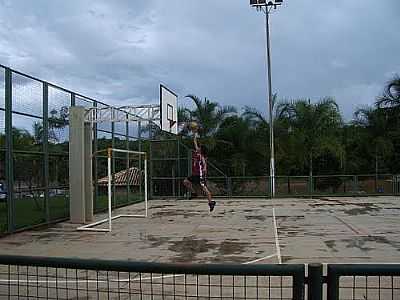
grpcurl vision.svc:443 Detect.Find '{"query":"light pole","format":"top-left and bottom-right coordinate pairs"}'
top-left (250, 0), bottom-right (283, 198)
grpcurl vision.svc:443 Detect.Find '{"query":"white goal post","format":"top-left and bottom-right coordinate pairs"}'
top-left (77, 148), bottom-right (148, 232)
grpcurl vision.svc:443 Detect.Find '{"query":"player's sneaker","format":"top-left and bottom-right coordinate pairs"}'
top-left (208, 200), bottom-right (216, 212)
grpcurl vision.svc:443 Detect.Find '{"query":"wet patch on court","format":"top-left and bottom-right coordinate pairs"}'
top-left (152, 209), bottom-right (199, 218)
top-left (168, 236), bottom-right (218, 262)
top-left (209, 255), bottom-right (254, 264)
top-left (217, 240), bottom-right (248, 256)
top-left (275, 216), bottom-right (304, 233)
top-left (324, 236), bottom-right (400, 254)
top-left (149, 204), bottom-right (175, 209)
top-left (343, 203), bottom-right (381, 216)
top-left (245, 215), bottom-right (266, 221)
top-left (145, 235), bottom-right (171, 247)
top-left (351, 236), bottom-right (400, 252)
top-left (309, 198), bottom-right (346, 207)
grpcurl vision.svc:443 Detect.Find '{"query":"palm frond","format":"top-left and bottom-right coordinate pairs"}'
top-left (185, 94), bottom-right (203, 109)
top-left (242, 106), bottom-right (267, 126)
top-left (376, 75), bottom-right (400, 108)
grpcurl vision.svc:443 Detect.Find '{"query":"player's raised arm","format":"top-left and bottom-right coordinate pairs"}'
top-left (193, 132), bottom-right (200, 151)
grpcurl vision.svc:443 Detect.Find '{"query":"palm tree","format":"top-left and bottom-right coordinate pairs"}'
top-left (11, 127), bottom-right (35, 150)
top-left (242, 93), bottom-right (278, 127)
top-left (376, 75), bottom-right (400, 108)
top-left (354, 106), bottom-right (393, 175)
top-left (184, 95), bottom-right (236, 138)
top-left (276, 97), bottom-right (343, 177)
top-left (215, 116), bottom-right (254, 175)
top-left (241, 94), bottom-right (300, 176)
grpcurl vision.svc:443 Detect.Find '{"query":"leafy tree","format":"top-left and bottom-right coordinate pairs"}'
top-left (375, 75), bottom-right (400, 172)
top-left (184, 95), bottom-right (236, 138)
top-left (276, 98), bottom-right (343, 176)
top-left (354, 106), bottom-right (394, 174)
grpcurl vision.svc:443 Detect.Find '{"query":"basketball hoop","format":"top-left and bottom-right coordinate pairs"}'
top-left (169, 119), bottom-right (176, 131)
top-left (169, 119), bottom-right (176, 127)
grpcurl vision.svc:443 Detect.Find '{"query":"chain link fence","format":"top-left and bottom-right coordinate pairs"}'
top-left (0, 65), bottom-right (146, 235)
top-left (1, 65), bottom-right (399, 235)
top-left (149, 140), bottom-right (399, 199)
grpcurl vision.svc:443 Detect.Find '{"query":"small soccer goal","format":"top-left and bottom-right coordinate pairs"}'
top-left (77, 148), bottom-right (148, 232)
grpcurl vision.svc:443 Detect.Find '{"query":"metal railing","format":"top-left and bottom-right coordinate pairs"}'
top-left (327, 264), bottom-right (400, 300)
top-left (150, 174), bottom-right (400, 199)
top-left (0, 255), bottom-right (305, 300)
top-left (1, 255), bottom-right (400, 299)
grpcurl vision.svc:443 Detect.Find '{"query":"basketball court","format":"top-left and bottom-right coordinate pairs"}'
top-left (0, 196), bottom-right (399, 265)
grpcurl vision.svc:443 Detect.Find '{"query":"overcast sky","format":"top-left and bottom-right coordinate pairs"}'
top-left (0, 0), bottom-right (399, 121)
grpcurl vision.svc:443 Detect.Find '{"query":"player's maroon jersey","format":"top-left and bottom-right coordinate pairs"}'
top-left (192, 150), bottom-right (206, 176)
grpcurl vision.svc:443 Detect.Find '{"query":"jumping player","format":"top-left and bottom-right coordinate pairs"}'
top-left (183, 132), bottom-right (216, 212)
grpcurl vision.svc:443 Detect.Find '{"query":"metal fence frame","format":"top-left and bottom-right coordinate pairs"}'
top-left (150, 173), bottom-right (400, 199)
top-left (1, 255), bottom-right (400, 300)
top-left (0, 65), bottom-right (148, 235)
top-left (0, 255), bottom-right (305, 300)
top-left (1, 65), bottom-right (400, 235)
top-left (149, 140), bottom-right (400, 199)
top-left (327, 264), bottom-right (400, 300)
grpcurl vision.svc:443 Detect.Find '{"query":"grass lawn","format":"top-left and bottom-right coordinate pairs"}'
top-left (1, 192), bottom-right (144, 233)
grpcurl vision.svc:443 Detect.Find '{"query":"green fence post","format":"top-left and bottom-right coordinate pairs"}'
top-left (43, 82), bottom-right (50, 223)
top-left (5, 68), bottom-right (14, 233)
top-left (125, 115), bottom-right (129, 204)
top-left (71, 93), bottom-right (75, 107)
top-left (93, 101), bottom-right (98, 212)
top-left (308, 263), bottom-right (323, 300)
top-left (149, 138), bottom-right (153, 200)
top-left (292, 266), bottom-right (306, 300)
top-left (354, 175), bottom-right (358, 195)
top-left (177, 138), bottom-right (181, 198)
top-left (187, 149), bottom-right (192, 199)
top-left (112, 119), bottom-right (115, 207)
top-left (326, 266), bottom-right (339, 300)
top-left (70, 93), bottom-right (75, 216)
top-left (138, 121), bottom-right (143, 201)
top-left (226, 177), bottom-right (232, 197)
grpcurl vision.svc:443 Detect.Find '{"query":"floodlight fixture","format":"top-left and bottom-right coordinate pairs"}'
top-left (250, 0), bottom-right (283, 7)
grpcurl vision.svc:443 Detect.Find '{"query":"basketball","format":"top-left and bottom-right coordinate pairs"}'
top-left (190, 121), bottom-right (199, 132)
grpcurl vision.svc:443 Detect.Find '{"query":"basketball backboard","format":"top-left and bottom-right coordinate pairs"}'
top-left (160, 84), bottom-right (178, 135)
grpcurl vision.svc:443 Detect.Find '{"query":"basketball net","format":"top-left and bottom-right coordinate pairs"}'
top-left (169, 120), bottom-right (176, 132)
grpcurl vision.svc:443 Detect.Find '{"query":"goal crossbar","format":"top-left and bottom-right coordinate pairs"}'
top-left (77, 148), bottom-right (148, 232)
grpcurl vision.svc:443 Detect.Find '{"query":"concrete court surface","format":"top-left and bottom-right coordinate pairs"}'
top-left (0, 196), bottom-right (399, 264)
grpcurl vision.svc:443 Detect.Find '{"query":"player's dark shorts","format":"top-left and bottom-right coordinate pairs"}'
top-left (186, 175), bottom-right (207, 187)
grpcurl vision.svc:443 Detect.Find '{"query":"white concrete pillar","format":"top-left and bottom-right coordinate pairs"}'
top-left (69, 107), bottom-right (86, 223)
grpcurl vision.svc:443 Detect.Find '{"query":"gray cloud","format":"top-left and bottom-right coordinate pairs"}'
top-left (0, 0), bottom-right (398, 120)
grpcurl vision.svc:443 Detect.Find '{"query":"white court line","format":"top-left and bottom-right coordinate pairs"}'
top-left (243, 253), bottom-right (278, 265)
top-left (272, 208), bottom-right (282, 264)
